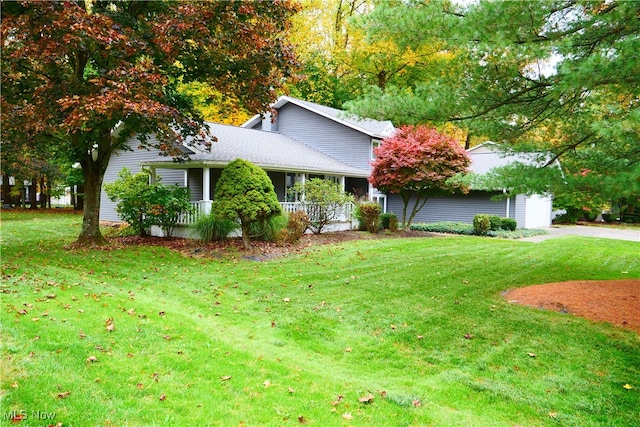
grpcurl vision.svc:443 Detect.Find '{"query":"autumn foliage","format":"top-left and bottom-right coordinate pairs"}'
top-left (370, 125), bottom-right (470, 228)
top-left (1, 0), bottom-right (299, 245)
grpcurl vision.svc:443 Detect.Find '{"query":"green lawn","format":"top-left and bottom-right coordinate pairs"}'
top-left (1, 212), bottom-right (638, 426)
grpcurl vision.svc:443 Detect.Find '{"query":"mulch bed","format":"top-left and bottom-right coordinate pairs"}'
top-left (503, 280), bottom-right (640, 333)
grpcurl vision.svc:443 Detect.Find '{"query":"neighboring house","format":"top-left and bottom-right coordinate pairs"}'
top-left (100, 96), bottom-right (552, 235)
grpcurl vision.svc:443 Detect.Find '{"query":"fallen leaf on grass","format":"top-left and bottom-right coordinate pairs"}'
top-left (358, 393), bottom-right (374, 404)
top-left (11, 382), bottom-right (18, 388)
top-left (548, 411), bottom-right (557, 419)
top-left (297, 416), bottom-right (308, 424)
top-left (283, 297), bottom-right (291, 303)
top-left (57, 391), bottom-right (71, 399)
top-left (412, 399), bottom-right (421, 407)
top-left (464, 333), bottom-right (473, 340)
top-left (86, 355), bottom-right (98, 363)
top-left (17, 309), bottom-right (27, 315)
top-left (288, 387), bottom-right (295, 394)
top-left (105, 318), bottom-right (114, 332)
top-left (331, 395), bottom-right (344, 406)
top-left (263, 380), bottom-right (271, 387)
top-left (623, 384), bottom-right (633, 390)
top-left (220, 376), bottom-right (232, 381)
top-left (527, 352), bottom-right (537, 358)
top-left (159, 393), bottom-right (166, 401)
top-left (342, 413), bottom-right (353, 420)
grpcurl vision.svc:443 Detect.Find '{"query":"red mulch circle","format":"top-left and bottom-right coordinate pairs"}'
top-left (503, 280), bottom-right (640, 333)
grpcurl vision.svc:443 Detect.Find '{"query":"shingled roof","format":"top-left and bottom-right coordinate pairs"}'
top-left (141, 122), bottom-right (370, 177)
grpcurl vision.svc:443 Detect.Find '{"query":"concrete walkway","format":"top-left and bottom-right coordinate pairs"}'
top-left (521, 225), bottom-right (640, 243)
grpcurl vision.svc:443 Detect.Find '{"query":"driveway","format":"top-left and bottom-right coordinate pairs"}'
top-left (522, 225), bottom-right (640, 243)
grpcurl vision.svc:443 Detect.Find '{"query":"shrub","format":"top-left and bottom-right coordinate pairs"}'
top-left (250, 213), bottom-right (288, 242)
top-left (501, 217), bottom-right (517, 231)
top-left (101, 223), bottom-right (137, 238)
top-left (553, 207), bottom-right (583, 224)
top-left (358, 202), bottom-right (381, 233)
top-left (192, 214), bottom-right (239, 243)
top-left (288, 178), bottom-right (354, 234)
top-left (104, 169), bottom-right (156, 236)
top-left (104, 168), bottom-right (193, 237)
top-left (410, 222), bottom-right (475, 235)
top-left (379, 213), bottom-right (398, 230)
top-left (213, 159), bottom-right (282, 250)
top-left (388, 215), bottom-right (399, 232)
top-left (473, 214), bottom-right (491, 235)
top-left (148, 184), bottom-right (194, 237)
top-left (282, 210), bottom-right (309, 244)
top-left (488, 215), bottom-right (503, 231)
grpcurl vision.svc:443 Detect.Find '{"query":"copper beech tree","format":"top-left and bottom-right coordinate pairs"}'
top-left (370, 125), bottom-right (470, 229)
top-left (1, 0), bottom-right (299, 245)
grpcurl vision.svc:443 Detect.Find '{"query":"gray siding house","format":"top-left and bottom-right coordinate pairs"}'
top-left (100, 96), bottom-right (552, 235)
top-left (390, 143), bottom-right (553, 228)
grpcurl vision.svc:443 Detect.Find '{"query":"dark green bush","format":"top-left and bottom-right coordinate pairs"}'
top-left (192, 214), bottom-right (239, 243)
top-left (473, 214), bottom-right (491, 235)
top-left (358, 202), bottom-right (381, 233)
top-left (488, 215), bottom-right (503, 231)
top-left (501, 218), bottom-right (517, 231)
top-left (553, 207), bottom-right (583, 224)
top-left (379, 213), bottom-right (397, 230)
top-left (410, 222), bottom-right (475, 235)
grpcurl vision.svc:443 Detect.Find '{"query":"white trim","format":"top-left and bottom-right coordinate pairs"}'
top-left (203, 167), bottom-right (211, 201)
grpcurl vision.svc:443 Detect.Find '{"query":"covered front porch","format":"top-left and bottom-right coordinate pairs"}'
top-left (144, 162), bottom-right (368, 233)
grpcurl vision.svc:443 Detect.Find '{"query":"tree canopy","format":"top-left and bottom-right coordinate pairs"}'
top-left (370, 125), bottom-right (470, 229)
top-left (347, 0), bottom-right (640, 212)
top-left (1, 0), bottom-right (299, 245)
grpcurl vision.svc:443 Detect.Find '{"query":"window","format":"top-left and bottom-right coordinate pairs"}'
top-left (285, 172), bottom-right (299, 202)
top-left (371, 194), bottom-right (386, 213)
top-left (371, 139), bottom-right (383, 160)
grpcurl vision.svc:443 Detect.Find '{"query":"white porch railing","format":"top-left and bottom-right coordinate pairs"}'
top-left (177, 200), bottom-right (355, 226)
top-left (177, 200), bottom-right (213, 225)
top-left (280, 201), bottom-right (355, 223)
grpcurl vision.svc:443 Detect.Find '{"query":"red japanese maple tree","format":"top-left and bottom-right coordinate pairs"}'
top-left (1, 0), bottom-right (299, 245)
top-left (370, 125), bottom-right (471, 229)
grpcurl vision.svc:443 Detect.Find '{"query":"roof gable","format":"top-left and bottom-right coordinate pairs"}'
top-left (242, 96), bottom-right (395, 138)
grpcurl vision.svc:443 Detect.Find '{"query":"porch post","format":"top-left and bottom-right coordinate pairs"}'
top-left (339, 176), bottom-right (345, 192)
top-left (149, 167), bottom-right (156, 185)
top-left (203, 167), bottom-right (211, 201)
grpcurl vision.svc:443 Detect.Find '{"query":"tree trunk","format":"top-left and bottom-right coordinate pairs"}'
top-left (240, 220), bottom-right (252, 250)
top-left (76, 159), bottom-right (107, 246)
top-left (1, 175), bottom-right (12, 206)
top-left (40, 176), bottom-right (47, 209)
top-left (29, 178), bottom-right (38, 209)
top-left (75, 183), bottom-right (85, 211)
